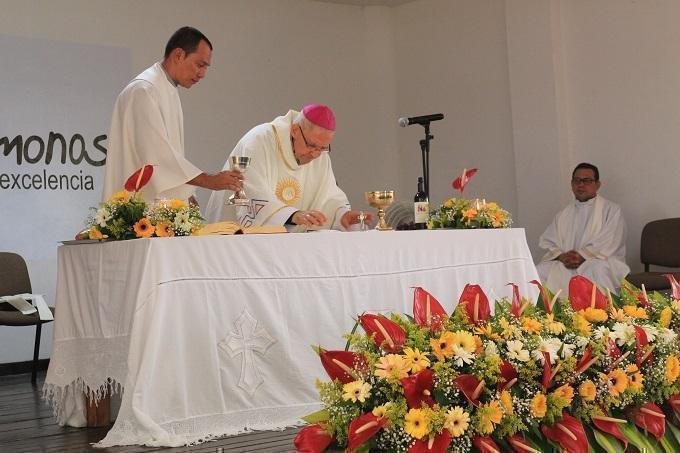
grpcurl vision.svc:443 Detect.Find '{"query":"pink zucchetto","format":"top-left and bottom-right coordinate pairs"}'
top-left (302, 104), bottom-right (336, 131)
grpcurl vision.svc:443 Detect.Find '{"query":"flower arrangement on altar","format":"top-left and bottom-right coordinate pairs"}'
top-left (85, 165), bottom-right (203, 240)
top-left (428, 168), bottom-right (512, 230)
top-left (295, 274), bottom-right (680, 453)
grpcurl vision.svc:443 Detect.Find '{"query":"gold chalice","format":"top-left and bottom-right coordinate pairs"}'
top-left (365, 190), bottom-right (395, 231)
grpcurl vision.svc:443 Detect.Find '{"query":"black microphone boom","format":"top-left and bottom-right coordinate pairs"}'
top-left (398, 113), bottom-right (444, 127)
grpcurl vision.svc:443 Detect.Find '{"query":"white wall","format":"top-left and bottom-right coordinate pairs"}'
top-left (2, 0), bottom-right (680, 363)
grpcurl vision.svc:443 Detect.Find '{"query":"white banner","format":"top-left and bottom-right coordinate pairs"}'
top-left (0, 34), bottom-right (130, 362)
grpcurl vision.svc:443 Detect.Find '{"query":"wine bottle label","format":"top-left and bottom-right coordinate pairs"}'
top-left (414, 201), bottom-right (429, 223)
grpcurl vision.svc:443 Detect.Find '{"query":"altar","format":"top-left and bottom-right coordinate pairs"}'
top-left (44, 229), bottom-right (539, 447)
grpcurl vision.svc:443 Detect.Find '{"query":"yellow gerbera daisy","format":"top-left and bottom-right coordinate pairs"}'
top-left (499, 317), bottom-right (521, 339)
top-left (462, 208), bottom-right (477, 224)
top-left (404, 408), bottom-right (431, 439)
top-left (403, 347), bottom-right (430, 373)
top-left (521, 317), bottom-right (543, 334)
top-left (666, 355), bottom-right (680, 384)
top-left (623, 305), bottom-right (648, 319)
top-left (88, 227), bottom-right (105, 240)
top-left (372, 402), bottom-right (392, 418)
top-left (477, 401), bottom-right (503, 434)
top-left (582, 307), bottom-right (608, 323)
top-left (430, 331), bottom-right (456, 361)
top-left (660, 307), bottom-right (673, 328)
top-left (578, 380), bottom-right (596, 401)
top-left (445, 406), bottom-right (470, 438)
top-left (155, 221), bottom-right (175, 237)
top-left (572, 312), bottom-right (592, 336)
top-left (374, 354), bottom-right (410, 382)
top-left (499, 390), bottom-right (513, 416)
top-left (530, 393), bottom-right (547, 418)
top-left (342, 380), bottom-right (372, 403)
top-left (110, 191), bottom-right (130, 203)
top-left (452, 330), bottom-right (477, 354)
top-left (169, 198), bottom-right (187, 210)
top-left (133, 218), bottom-right (155, 238)
top-left (552, 384), bottom-right (574, 405)
top-left (474, 323), bottom-right (502, 341)
top-left (626, 364), bottom-right (644, 392)
top-left (608, 369), bottom-right (629, 396)
top-left (545, 313), bottom-right (566, 335)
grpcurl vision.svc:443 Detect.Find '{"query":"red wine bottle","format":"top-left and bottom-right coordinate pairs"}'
top-left (413, 177), bottom-right (429, 229)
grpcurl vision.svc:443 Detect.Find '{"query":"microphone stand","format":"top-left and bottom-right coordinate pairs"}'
top-left (418, 122), bottom-right (434, 199)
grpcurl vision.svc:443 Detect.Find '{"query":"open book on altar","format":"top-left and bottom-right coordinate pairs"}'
top-left (198, 221), bottom-right (287, 235)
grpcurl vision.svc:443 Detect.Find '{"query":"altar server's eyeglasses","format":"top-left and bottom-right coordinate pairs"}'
top-left (571, 177), bottom-right (597, 185)
top-left (298, 126), bottom-right (331, 153)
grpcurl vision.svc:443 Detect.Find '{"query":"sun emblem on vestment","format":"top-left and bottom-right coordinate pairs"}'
top-left (275, 177), bottom-right (301, 206)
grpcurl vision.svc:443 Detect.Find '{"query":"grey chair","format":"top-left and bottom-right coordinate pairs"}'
top-left (626, 218), bottom-right (680, 292)
top-left (0, 252), bottom-right (55, 384)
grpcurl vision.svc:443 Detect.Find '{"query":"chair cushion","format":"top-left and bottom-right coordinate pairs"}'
top-left (626, 272), bottom-right (680, 291)
top-left (0, 306), bottom-right (55, 326)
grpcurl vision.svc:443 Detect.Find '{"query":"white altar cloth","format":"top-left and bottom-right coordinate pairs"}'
top-left (44, 229), bottom-right (539, 447)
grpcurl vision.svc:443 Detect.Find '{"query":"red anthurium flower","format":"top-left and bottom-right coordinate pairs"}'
top-left (575, 346), bottom-right (595, 374)
top-left (293, 423), bottom-right (334, 453)
top-left (359, 314), bottom-right (406, 353)
top-left (124, 164), bottom-right (154, 192)
top-left (541, 412), bottom-right (589, 453)
top-left (319, 349), bottom-right (367, 384)
top-left (458, 284), bottom-right (490, 325)
top-left (631, 402), bottom-right (666, 441)
top-left (669, 394), bottom-right (680, 413)
top-left (541, 351), bottom-right (552, 390)
top-left (497, 360), bottom-right (518, 391)
top-left (401, 369), bottom-right (435, 409)
top-left (409, 430), bottom-right (451, 453)
top-left (568, 275), bottom-right (607, 311)
top-left (506, 283), bottom-right (522, 318)
top-left (452, 168), bottom-right (477, 193)
top-left (591, 412), bottom-right (628, 448)
top-left (529, 279), bottom-right (552, 314)
top-left (472, 436), bottom-right (501, 453)
top-left (347, 412), bottom-right (388, 452)
top-left (412, 287), bottom-right (448, 332)
top-left (633, 325), bottom-right (653, 367)
top-left (507, 434), bottom-right (539, 453)
top-left (663, 274), bottom-right (680, 300)
top-left (453, 374), bottom-right (484, 407)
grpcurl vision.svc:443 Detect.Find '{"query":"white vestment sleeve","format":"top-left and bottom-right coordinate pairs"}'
top-left (122, 87), bottom-right (202, 198)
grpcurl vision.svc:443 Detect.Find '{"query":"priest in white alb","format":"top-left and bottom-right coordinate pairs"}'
top-left (206, 104), bottom-right (370, 230)
top-left (537, 163), bottom-right (630, 294)
top-left (103, 26), bottom-right (243, 203)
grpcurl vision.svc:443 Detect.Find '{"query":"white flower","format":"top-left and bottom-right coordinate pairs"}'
top-left (532, 337), bottom-right (562, 364)
top-left (642, 325), bottom-right (658, 343)
top-left (574, 335), bottom-right (590, 349)
top-left (658, 328), bottom-right (677, 345)
top-left (506, 340), bottom-right (530, 362)
top-left (485, 341), bottom-right (499, 357)
top-left (611, 322), bottom-right (635, 346)
top-left (593, 326), bottom-right (611, 340)
top-left (452, 346), bottom-right (475, 367)
top-left (95, 207), bottom-right (112, 227)
top-left (561, 342), bottom-right (576, 359)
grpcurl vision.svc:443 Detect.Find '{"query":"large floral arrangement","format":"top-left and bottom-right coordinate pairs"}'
top-left (428, 167), bottom-right (511, 229)
top-left (295, 274), bottom-right (680, 453)
top-left (428, 198), bottom-right (512, 229)
top-left (85, 165), bottom-right (203, 240)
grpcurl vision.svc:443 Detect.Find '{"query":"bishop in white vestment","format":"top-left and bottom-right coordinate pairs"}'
top-left (537, 163), bottom-right (630, 294)
top-left (206, 105), bottom-right (369, 230)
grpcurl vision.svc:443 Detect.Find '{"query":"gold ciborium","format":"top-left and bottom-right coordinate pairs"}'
top-left (365, 190), bottom-right (395, 231)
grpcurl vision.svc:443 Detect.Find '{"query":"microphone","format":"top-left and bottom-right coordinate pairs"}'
top-left (398, 113), bottom-right (444, 127)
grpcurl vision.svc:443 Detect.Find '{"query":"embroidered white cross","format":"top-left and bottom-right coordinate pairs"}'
top-left (219, 310), bottom-right (276, 395)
